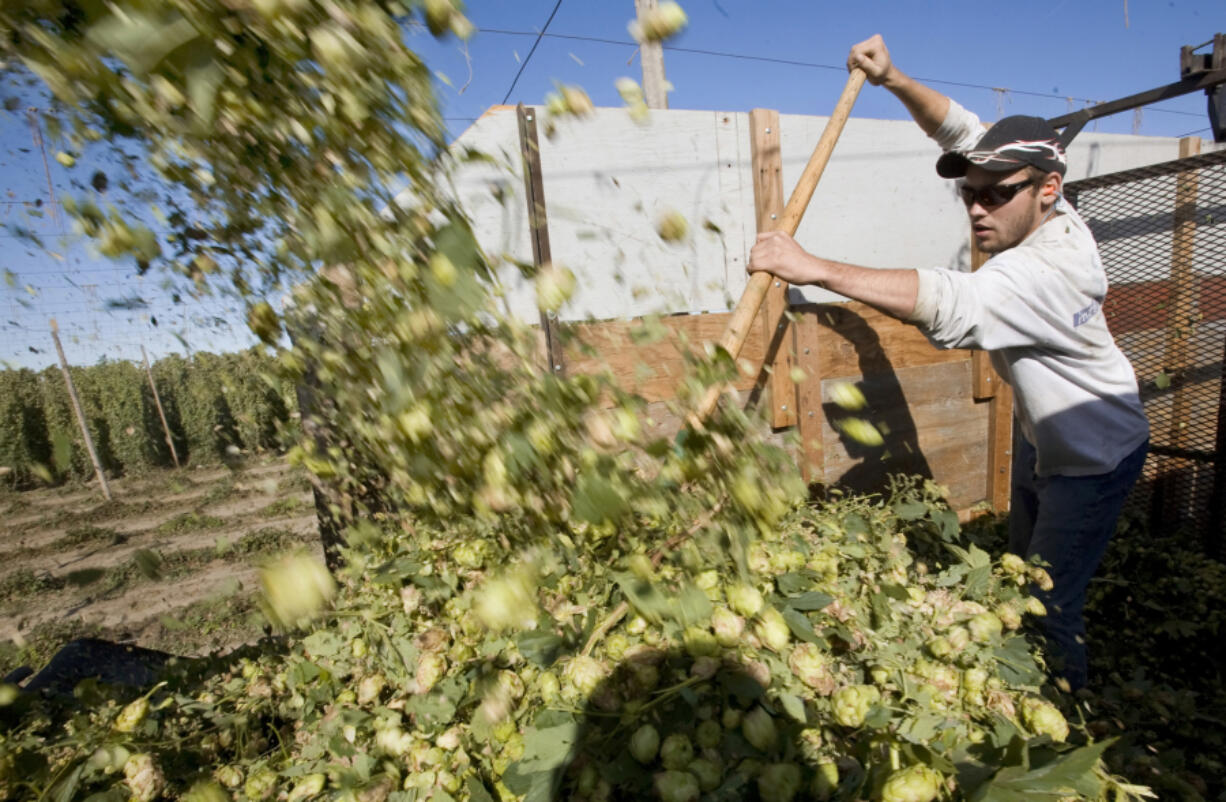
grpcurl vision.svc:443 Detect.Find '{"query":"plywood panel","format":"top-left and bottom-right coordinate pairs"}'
top-left (799, 301), bottom-right (970, 378)
top-left (564, 311), bottom-right (766, 404)
top-left (445, 106), bottom-right (1189, 330)
top-left (819, 360), bottom-right (989, 510)
top-left (638, 399), bottom-right (791, 452)
top-left (793, 311), bottom-right (825, 483)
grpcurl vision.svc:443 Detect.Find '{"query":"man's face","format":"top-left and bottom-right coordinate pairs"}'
top-left (961, 166), bottom-right (1050, 254)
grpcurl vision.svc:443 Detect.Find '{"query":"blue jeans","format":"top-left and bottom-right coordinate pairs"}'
top-left (1008, 436), bottom-right (1148, 690)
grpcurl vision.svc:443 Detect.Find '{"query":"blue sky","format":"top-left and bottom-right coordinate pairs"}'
top-left (3, 0), bottom-right (1222, 369)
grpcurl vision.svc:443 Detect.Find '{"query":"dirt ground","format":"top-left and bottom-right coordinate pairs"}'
top-left (0, 456), bottom-right (322, 676)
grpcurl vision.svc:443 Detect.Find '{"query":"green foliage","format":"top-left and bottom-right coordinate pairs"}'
top-left (0, 349), bottom-right (293, 486)
top-left (966, 510), bottom-right (1226, 799)
top-left (0, 568), bottom-right (64, 604)
top-left (0, 369), bottom-right (52, 488)
top-left (1081, 515), bottom-right (1226, 800)
top-left (155, 511), bottom-right (226, 535)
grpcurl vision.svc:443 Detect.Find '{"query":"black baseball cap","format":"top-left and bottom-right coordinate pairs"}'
top-left (936, 115), bottom-right (1068, 178)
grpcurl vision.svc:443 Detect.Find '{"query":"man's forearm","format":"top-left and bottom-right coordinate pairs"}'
top-left (881, 68), bottom-right (950, 138)
top-left (809, 259), bottom-right (919, 320)
top-left (747, 231), bottom-right (919, 319)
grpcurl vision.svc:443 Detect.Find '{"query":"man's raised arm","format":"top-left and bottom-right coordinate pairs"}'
top-left (848, 34), bottom-right (950, 137)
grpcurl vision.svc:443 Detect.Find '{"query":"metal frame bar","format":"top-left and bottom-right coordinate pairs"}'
top-left (1048, 67), bottom-right (1226, 146)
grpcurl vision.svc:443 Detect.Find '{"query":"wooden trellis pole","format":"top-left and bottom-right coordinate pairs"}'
top-left (1156, 136), bottom-right (1202, 525)
top-left (142, 345), bottom-right (181, 469)
top-left (634, 0), bottom-right (669, 109)
top-left (517, 103), bottom-right (566, 377)
top-left (49, 319), bottom-right (112, 500)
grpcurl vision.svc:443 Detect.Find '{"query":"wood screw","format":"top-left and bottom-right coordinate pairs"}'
top-left (765, 127), bottom-right (772, 134)
top-left (774, 281), bottom-right (781, 288)
top-left (781, 404), bottom-right (788, 411)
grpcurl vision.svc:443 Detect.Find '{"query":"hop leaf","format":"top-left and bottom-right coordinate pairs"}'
top-left (836, 417), bottom-right (884, 446)
top-left (828, 381), bottom-right (867, 411)
top-left (124, 754), bottom-right (166, 802)
top-left (259, 551), bottom-right (337, 629)
top-left (881, 764), bottom-right (944, 802)
top-left (114, 696), bottom-right (150, 733)
top-left (655, 770), bottom-right (700, 802)
top-left (629, 723), bottom-right (660, 763)
top-left (832, 685), bottom-right (880, 728)
top-left (630, 1), bottom-right (689, 42)
top-left (742, 706), bottom-right (778, 752)
top-left (758, 763), bottom-right (803, 802)
top-left (473, 564), bottom-right (539, 631)
top-left (247, 301), bottom-right (281, 345)
top-left (657, 210), bottom-right (689, 242)
top-left (535, 263), bottom-right (576, 312)
top-left (1021, 697), bottom-right (1069, 742)
top-left (615, 76), bottom-right (649, 122)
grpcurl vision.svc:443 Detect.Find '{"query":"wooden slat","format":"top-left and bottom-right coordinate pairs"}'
top-left (1163, 136), bottom-right (1201, 450)
top-left (793, 309), bottom-right (825, 484)
top-left (749, 108), bottom-right (795, 428)
top-left (517, 103), bottom-right (566, 376)
top-left (806, 301), bottom-right (970, 379)
top-left (969, 238), bottom-right (1000, 401)
top-left (566, 300), bottom-right (972, 406)
top-left (986, 380), bottom-right (1014, 513)
top-left (564, 312), bottom-right (767, 404)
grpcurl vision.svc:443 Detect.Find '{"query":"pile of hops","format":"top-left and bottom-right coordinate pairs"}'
top-left (0, 480), bottom-right (1148, 801)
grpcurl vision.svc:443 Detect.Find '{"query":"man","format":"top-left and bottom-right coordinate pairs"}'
top-left (748, 34), bottom-right (1150, 690)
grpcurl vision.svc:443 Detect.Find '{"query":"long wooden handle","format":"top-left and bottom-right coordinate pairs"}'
top-left (693, 68), bottom-right (866, 424)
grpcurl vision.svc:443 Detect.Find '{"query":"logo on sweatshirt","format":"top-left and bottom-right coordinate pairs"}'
top-left (1073, 301), bottom-right (1100, 328)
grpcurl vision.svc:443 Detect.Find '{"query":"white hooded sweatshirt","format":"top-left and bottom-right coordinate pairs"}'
top-left (908, 101), bottom-right (1149, 477)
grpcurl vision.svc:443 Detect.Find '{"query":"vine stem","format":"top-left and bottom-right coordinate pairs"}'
top-left (581, 498), bottom-right (726, 657)
top-left (581, 601), bottom-right (628, 657)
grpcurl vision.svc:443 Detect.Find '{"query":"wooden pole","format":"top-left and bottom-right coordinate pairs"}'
top-left (1163, 137), bottom-right (1201, 423)
top-left (693, 68), bottom-right (867, 424)
top-left (1157, 136), bottom-right (1202, 523)
top-left (517, 103), bottom-right (566, 377)
top-left (49, 319), bottom-right (112, 500)
top-left (634, 0), bottom-right (669, 109)
top-left (748, 108), bottom-right (795, 428)
top-left (142, 345), bottom-right (181, 469)
top-left (968, 232), bottom-right (1014, 513)
top-left (793, 310), bottom-right (825, 484)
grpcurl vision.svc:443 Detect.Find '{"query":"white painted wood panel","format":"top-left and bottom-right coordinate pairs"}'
top-left (443, 105), bottom-right (1192, 325)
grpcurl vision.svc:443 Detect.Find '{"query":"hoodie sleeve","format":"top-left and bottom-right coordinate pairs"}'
top-left (909, 252), bottom-right (1092, 352)
top-left (930, 99), bottom-right (986, 155)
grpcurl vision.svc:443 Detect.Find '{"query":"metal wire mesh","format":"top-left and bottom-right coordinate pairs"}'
top-left (1066, 148), bottom-right (1226, 551)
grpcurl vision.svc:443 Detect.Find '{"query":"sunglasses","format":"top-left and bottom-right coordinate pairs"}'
top-left (958, 178), bottom-right (1037, 208)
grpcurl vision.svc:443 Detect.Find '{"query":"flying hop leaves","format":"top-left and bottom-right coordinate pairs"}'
top-left (0, 2), bottom-right (1158, 800)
